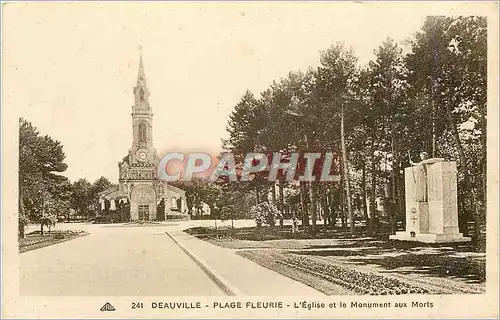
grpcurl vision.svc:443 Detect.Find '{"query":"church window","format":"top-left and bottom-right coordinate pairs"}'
top-left (139, 122), bottom-right (147, 145)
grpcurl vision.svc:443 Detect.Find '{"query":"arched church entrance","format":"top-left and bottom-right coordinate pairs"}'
top-left (130, 184), bottom-right (157, 221)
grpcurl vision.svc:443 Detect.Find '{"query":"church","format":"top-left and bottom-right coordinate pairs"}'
top-left (99, 51), bottom-right (188, 221)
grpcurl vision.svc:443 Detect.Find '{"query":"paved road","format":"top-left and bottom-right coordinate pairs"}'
top-left (20, 222), bottom-right (228, 296)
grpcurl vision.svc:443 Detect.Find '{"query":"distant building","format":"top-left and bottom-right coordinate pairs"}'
top-left (99, 51), bottom-right (188, 221)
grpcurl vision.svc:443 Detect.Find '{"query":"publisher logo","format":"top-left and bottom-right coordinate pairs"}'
top-left (100, 302), bottom-right (116, 312)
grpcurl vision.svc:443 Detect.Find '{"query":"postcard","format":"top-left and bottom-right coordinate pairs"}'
top-left (2, 1), bottom-right (498, 318)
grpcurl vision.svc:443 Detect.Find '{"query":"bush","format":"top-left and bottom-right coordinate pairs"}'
top-left (250, 202), bottom-right (280, 227)
top-left (93, 215), bottom-right (113, 224)
top-left (53, 233), bottom-right (65, 240)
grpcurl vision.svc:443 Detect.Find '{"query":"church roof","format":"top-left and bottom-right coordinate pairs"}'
top-left (99, 186), bottom-right (119, 198)
top-left (166, 184), bottom-right (186, 195)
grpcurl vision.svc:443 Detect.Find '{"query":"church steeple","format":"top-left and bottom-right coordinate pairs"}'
top-left (137, 46), bottom-right (147, 87)
top-left (130, 47), bottom-right (155, 156)
top-left (133, 46), bottom-right (150, 110)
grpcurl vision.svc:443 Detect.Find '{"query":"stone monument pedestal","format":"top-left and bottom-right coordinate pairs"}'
top-left (390, 161), bottom-right (470, 243)
top-left (390, 231), bottom-right (470, 243)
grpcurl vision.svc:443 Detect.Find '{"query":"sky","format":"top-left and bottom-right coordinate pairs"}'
top-left (4, 2), bottom-right (483, 183)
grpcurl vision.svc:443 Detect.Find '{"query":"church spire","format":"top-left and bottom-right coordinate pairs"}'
top-left (131, 46), bottom-right (153, 151)
top-left (137, 45), bottom-right (147, 87)
top-left (133, 45), bottom-right (150, 111)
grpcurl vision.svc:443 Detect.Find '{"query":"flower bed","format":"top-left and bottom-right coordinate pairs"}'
top-left (19, 230), bottom-right (88, 253)
top-left (20, 236), bottom-right (53, 248)
top-left (281, 256), bottom-right (430, 295)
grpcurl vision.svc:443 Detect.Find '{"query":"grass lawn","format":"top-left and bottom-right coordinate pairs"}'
top-left (19, 229), bottom-right (89, 253)
top-left (184, 224), bottom-right (485, 295)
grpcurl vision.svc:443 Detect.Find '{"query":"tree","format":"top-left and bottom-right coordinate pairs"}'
top-left (363, 38), bottom-right (410, 232)
top-left (69, 176), bottom-right (114, 220)
top-left (317, 43), bottom-right (360, 235)
top-left (70, 179), bottom-right (93, 218)
top-left (224, 90), bottom-right (267, 154)
top-left (223, 90), bottom-right (269, 204)
top-left (92, 177), bottom-right (114, 198)
top-left (406, 16), bottom-right (487, 248)
top-left (218, 18), bottom-right (486, 249)
top-left (258, 70), bottom-right (319, 229)
top-left (170, 178), bottom-right (222, 218)
top-left (250, 202), bottom-right (279, 228)
top-left (19, 118), bottom-right (69, 236)
top-left (91, 176), bottom-right (115, 216)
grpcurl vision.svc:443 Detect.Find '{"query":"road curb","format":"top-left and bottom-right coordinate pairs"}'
top-left (165, 231), bottom-right (242, 296)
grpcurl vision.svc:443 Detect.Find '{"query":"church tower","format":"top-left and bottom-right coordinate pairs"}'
top-left (102, 49), bottom-right (188, 222)
top-left (129, 49), bottom-right (158, 164)
top-left (117, 49), bottom-right (161, 221)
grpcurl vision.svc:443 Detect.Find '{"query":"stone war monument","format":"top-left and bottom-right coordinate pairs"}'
top-left (390, 151), bottom-right (471, 243)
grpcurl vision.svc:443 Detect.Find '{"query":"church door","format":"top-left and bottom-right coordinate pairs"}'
top-left (138, 204), bottom-right (149, 220)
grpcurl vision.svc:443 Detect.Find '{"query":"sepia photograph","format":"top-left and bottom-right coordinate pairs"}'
top-left (2, 1), bottom-right (498, 319)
